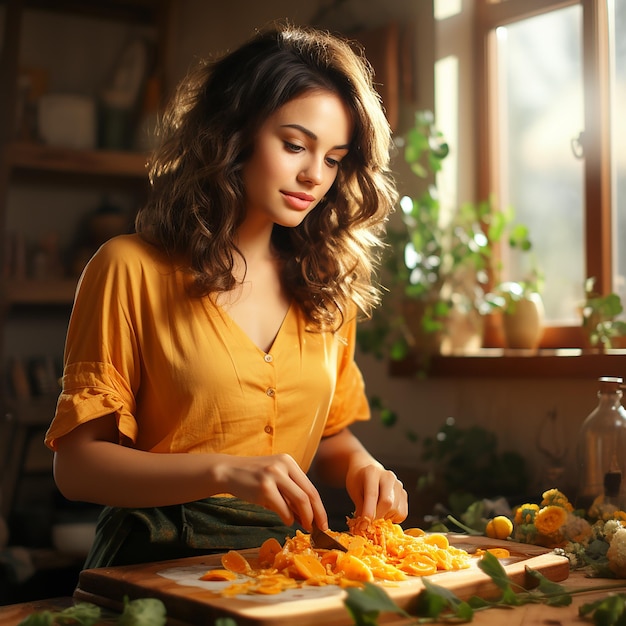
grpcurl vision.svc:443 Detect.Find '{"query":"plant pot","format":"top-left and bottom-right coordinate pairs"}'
top-left (440, 304), bottom-right (484, 355)
top-left (402, 297), bottom-right (484, 358)
top-left (502, 292), bottom-right (544, 349)
top-left (402, 298), bottom-right (445, 356)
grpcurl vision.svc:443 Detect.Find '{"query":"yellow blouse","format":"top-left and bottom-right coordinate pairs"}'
top-left (45, 234), bottom-right (370, 472)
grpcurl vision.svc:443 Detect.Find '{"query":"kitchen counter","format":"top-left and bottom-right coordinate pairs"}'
top-left (2, 569), bottom-right (626, 625)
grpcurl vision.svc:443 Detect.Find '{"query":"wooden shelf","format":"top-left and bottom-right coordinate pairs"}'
top-left (0, 0), bottom-right (165, 25)
top-left (5, 278), bottom-right (78, 305)
top-left (4, 141), bottom-right (149, 179)
top-left (389, 348), bottom-right (626, 379)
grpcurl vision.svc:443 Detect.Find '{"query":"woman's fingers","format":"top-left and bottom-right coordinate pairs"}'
top-left (349, 465), bottom-right (408, 522)
top-left (220, 453), bottom-right (326, 530)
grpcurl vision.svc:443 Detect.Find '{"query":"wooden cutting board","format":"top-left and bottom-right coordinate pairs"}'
top-left (74, 534), bottom-right (570, 626)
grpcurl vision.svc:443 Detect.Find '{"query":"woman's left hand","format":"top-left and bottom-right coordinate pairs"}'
top-left (345, 461), bottom-right (408, 522)
top-left (314, 428), bottom-right (408, 522)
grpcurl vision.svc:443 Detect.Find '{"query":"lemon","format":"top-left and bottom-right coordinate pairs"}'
top-left (485, 515), bottom-right (513, 540)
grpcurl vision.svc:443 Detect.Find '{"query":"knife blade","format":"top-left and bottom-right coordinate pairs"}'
top-left (310, 522), bottom-right (348, 552)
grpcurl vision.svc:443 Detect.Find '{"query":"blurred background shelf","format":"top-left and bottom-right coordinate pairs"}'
top-left (5, 141), bottom-right (149, 179)
top-left (5, 279), bottom-right (78, 306)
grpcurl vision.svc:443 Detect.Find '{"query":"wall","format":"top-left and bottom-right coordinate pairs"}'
top-left (352, 354), bottom-right (598, 501)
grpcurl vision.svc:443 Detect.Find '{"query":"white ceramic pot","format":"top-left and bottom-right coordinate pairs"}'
top-left (502, 292), bottom-right (545, 350)
top-left (38, 94), bottom-right (97, 149)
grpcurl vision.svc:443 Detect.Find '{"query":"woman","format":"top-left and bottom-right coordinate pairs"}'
top-left (45, 23), bottom-right (406, 568)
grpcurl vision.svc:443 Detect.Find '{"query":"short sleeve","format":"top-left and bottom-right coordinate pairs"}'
top-left (45, 237), bottom-right (144, 450)
top-left (322, 315), bottom-right (370, 437)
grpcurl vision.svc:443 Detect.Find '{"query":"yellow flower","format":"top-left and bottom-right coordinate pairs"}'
top-left (514, 503), bottom-right (540, 525)
top-left (541, 489), bottom-right (573, 512)
top-left (535, 505), bottom-right (568, 536)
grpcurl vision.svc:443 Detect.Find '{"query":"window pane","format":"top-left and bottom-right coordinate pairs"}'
top-left (612, 0), bottom-right (626, 302)
top-left (495, 6), bottom-right (585, 324)
top-left (435, 0), bottom-right (462, 20)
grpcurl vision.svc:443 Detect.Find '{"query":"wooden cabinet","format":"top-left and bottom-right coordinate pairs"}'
top-left (0, 0), bottom-right (170, 534)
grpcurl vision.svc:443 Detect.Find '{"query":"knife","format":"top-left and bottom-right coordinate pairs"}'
top-left (310, 522), bottom-right (348, 552)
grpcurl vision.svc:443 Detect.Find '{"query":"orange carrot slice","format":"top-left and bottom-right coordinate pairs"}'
top-left (258, 537), bottom-right (283, 567)
top-left (292, 553), bottom-right (326, 579)
top-left (200, 568), bottom-right (238, 581)
top-left (335, 553), bottom-right (374, 582)
top-left (222, 550), bottom-right (253, 575)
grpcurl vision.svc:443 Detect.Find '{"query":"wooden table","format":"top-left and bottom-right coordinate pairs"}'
top-left (386, 569), bottom-right (626, 625)
top-left (2, 570), bottom-right (626, 626)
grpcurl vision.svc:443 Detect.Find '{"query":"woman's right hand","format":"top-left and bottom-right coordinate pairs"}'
top-left (212, 453), bottom-right (328, 531)
top-left (54, 416), bottom-right (328, 530)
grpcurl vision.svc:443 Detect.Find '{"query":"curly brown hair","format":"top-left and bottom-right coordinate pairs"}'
top-left (136, 23), bottom-right (398, 331)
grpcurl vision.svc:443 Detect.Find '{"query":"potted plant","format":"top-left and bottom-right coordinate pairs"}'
top-left (581, 277), bottom-right (626, 349)
top-left (386, 111), bottom-right (497, 359)
top-left (486, 213), bottom-right (545, 350)
top-left (358, 111), bottom-right (540, 367)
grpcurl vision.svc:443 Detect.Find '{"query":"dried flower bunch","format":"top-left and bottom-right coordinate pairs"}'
top-left (513, 488), bottom-right (626, 578)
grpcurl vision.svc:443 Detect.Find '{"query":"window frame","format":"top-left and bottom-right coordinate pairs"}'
top-left (475, 0), bottom-right (613, 350)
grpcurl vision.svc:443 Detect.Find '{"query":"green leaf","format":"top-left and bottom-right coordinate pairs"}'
top-left (379, 407), bottom-right (398, 428)
top-left (214, 619), bottom-right (239, 626)
top-left (414, 578), bottom-right (473, 620)
top-left (525, 568), bottom-right (572, 606)
top-left (455, 601), bottom-right (475, 621)
top-left (118, 597), bottom-right (167, 626)
top-left (17, 603), bottom-right (101, 626)
top-left (477, 552), bottom-right (522, 605)
top-left (580, 594), bottom-right (626, 626)
top-left (343, 582), bottom-right (410, 626)
top-left (467, 595), bottom-right (492, 609)
top-left (17, 612), bottom-right (55, 626)
top-left (413, 585), bottom-right (448, 618)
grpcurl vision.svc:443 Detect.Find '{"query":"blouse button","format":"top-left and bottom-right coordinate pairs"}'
top-left (264, 425), bottom-right (273, 434)
top-left (266, 387), bottom-right (276, 397)
top-left (264, 354), bottom-right (273, 363)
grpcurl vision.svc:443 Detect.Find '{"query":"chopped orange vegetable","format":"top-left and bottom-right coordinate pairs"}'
top-left (254, 581), bottom-right (285, 594)
top-left (292, 553), bottom-right (327, 580)
top-left (475, 547), bottom-right (511, 559)
top-left (221, 550), bottom-right (253, 575)
top-left (199, 568), bottom-right (238, 581)
top-left (335, 553), bottom-right (374, 582)
top-left (422, 533), bottom-right (450, 549)
top-left (258, 537), bottom-right (283, 567)
top-left (399, 553), bottom-right (437, 577)
top-left (202, 517), bottom-right (479, 597)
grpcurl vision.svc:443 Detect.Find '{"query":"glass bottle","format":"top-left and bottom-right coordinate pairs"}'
top-left (576, 376), bottom-right (626, 512)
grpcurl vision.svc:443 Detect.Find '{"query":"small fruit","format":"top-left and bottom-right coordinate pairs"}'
top-left (485, 515), bottom-right (513, 540)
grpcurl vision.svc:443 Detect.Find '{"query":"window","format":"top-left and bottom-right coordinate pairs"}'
top-left (476, 0), bottom-right (623, 349)
top-left (611, 0), bottom-right (626, 308)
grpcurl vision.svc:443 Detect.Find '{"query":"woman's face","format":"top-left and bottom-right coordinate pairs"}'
top-left (241, 90), bottom-right (352, 230)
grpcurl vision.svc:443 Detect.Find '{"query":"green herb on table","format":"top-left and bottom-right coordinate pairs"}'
top-left (344, 582), bottom-right (412, 625)
top-left (17, 602), bottom-right (101, 626)
top-left (343, 551), bottom-right (626, 625)
top-left (118, 596), bottom-right (166, 626)
top-left (17, 597), bottom-right (167, 626)
top-left (580, 595), bottom-right (626, 625)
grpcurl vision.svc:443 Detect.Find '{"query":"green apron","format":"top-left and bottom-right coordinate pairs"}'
top-left (83, 497), bottom-right (298, 569)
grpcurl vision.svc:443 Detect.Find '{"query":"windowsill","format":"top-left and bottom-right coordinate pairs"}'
top-left (388, 348), bottom-right (626, 378)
